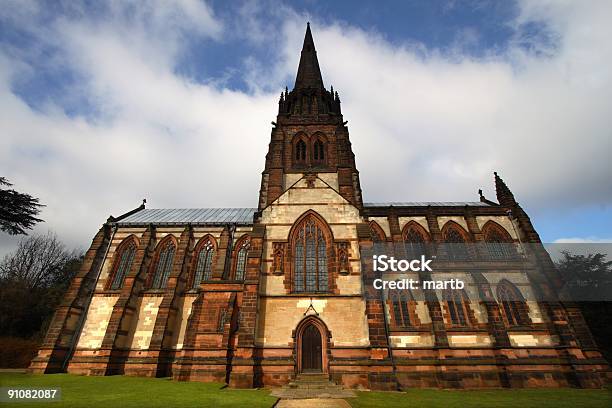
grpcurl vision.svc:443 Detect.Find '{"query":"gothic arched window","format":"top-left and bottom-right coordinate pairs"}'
top-left (192, 237), bottom-right (216, 287)
top-left (389, 289), bottom-right (415, 328)
top-left (295, 139), bottom-right (307, 163)
top-left (313, 139), bottom-right (325, 163)
top-left (149, 238), bottom-right (176, 289)
top-left (442, 223), bottom-right (470, 260)
top-left (444, 289), bottom-right (470, 326)
top-left (108, 238), bottom-right (137, 290)
top-left (292, 214), bottom-right (329, 293)
top-left (497, 279), bottom-right (530, 326)
top-left (233, 236), bottom-right (250, 281)
top-left (402, 222), bottom-right (429, 259)
top-left (482, 222), bottom-right (516, 260)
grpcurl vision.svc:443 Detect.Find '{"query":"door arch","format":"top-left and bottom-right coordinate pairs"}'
top-left (294, 316), bottom-right (330, 374)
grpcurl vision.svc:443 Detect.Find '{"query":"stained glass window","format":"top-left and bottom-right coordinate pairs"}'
top-left (293, 217), bottom-right (328, 293)
top-left (444, 226), bottom-right (469, 260)
top-left (390, 289), bottom-right (412, 327)
top-left (445, 290), bottom-right (468, 326)
top-left (193, 241), bottom-right (214, 287)
top-left (295, 233), bottom-right (304, 292)
top-left (483, 224), bottom-right (516, 260)
top-left (151, 241), bottom-right (175, 289)
top-left (235, 239), bottom-right (249, 281)
top-left (497, 280), bottom-right (529, 326)
top-left (404, 226), bottom-right (426, 258)
top-left (110, 241), bottom-right (136, 290)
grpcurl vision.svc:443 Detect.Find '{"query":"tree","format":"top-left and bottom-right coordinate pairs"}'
top-left (555, 251), bottom-right (612, 362)
top-left (0, 177), bottom-right (44, 235)
top-left (0, 232), bottom-right (83, 339)
top-left (556, 250), bottom-right (612, 301)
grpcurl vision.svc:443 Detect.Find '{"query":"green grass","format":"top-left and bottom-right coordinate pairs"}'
top-left (350, 388), bottom-right (612, 408)
top-left (0, 373), bottom-right (277, 408)
top-left (2, 373), bottom-right (610, 408)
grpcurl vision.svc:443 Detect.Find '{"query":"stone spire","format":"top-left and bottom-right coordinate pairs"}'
top-left (277, 23), bottom-right (341, 117)
top-left (294, 22), bottom-right (324, 90)
top-left (494, 171), bottom-right (517, 207)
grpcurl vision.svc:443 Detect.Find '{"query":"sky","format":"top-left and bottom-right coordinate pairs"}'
top-left (1, 0), bottom-right (611, 255)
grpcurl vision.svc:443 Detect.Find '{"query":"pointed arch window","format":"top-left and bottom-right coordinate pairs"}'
top-left (444, 289), bottom-right (470, 326)
top-left (293, 216), bottom-right (329, 293)
top-left (192, 239), bottom-right (215, 287)
top-left (313, 139), bottom-right (325, 163)
top-left (295, 139), bottom-right (307, 163)
top-left (482, 222), bottom-right (516, 260)
top-left (403, 223), bottom-right (428, 259)
top-left (443, 224), bottom-right (470, 260)
top-left (497, 280), bottom-right (530, 326)
top-left (150, 239), bottom-right (175, 289)
top-left (388, 289), bottom-right (415, 328)
top-left (234, 237), bottom-right (250, 281)
top-left (108, 240), bottom-right (137, 290)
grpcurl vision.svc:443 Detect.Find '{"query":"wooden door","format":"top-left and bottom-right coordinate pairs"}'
top-left (301, 324), bottom-right (322, 372)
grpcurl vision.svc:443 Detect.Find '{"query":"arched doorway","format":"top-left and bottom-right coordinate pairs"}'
top-left (301, 324), bottom-right (322, 372)
top-left (295, 316), bottom-right (329, 374)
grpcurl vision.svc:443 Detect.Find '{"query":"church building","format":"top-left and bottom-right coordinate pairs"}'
top-left (30, 24), bottom-right (608, 390)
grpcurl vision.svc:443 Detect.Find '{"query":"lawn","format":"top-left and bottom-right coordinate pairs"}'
top-left (1, 373), bottom-right (610, 408)
top-left (351, 388), bottom-right (612, 408)
top-left (0, 373), bottom-right (277, 408)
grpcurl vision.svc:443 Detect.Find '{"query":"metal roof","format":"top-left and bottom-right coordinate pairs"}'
top-left (363, 202), bottom-right (491, 207)
top-left (115, 208), bottom-right (256, 226)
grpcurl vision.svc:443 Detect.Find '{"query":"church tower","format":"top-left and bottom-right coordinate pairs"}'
top-left (258, 23), bottom-right (363, 212)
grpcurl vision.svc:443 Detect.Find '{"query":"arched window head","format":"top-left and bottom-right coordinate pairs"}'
top-left (150, 238), bottom-right (176, 289)
top-left (313, 139), bottom-right (325, 163)
top-left (443, 223), bottom-right (470, 260)
top-left (403, 222), bottom-right (429, 258)
top-left (369, 221), bottom-right (386, 243)
top-left (108, 239), bottom-right (137, 290)
top-left (482, 222), bottom-right (516, 260)
top-left (497, 280), bottom-right (530, 326)
top-left (234, 236), bottom-right (250, 281)
top-left (389, 289), bottom-right (414, 328)
top-left (192, 238), bottom-right (216, 287)
top-left (443, 289), bottom-right (470, 326)
top-left (295, 139), bottom-right (307, 163)
top-left (292, 214), bottom-right (329, 293)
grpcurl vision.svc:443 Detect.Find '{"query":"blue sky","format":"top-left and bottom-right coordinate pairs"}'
top-left (0, 0), bottom-right (611, 253)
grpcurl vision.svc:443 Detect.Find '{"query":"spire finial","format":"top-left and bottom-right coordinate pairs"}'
top-left (494, 171), bottom-right (516, 207)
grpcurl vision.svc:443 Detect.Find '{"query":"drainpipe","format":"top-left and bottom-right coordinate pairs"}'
top-left (62, 223), bottom-right (117, 370)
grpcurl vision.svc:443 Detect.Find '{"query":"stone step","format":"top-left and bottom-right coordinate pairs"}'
top-left (270, 373), bottom-right (356, 399)
top-left (271, 388), bottom-right (356, 400)
top-left (295, 374), bottom-right (331, 382)
top-left (287, 382), bottom-right (344, 390)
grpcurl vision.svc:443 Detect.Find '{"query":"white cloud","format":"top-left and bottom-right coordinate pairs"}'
top-left (1, 1), bottom-right (611, 255)
top-left (553, 237), bottom-right (612, 244)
